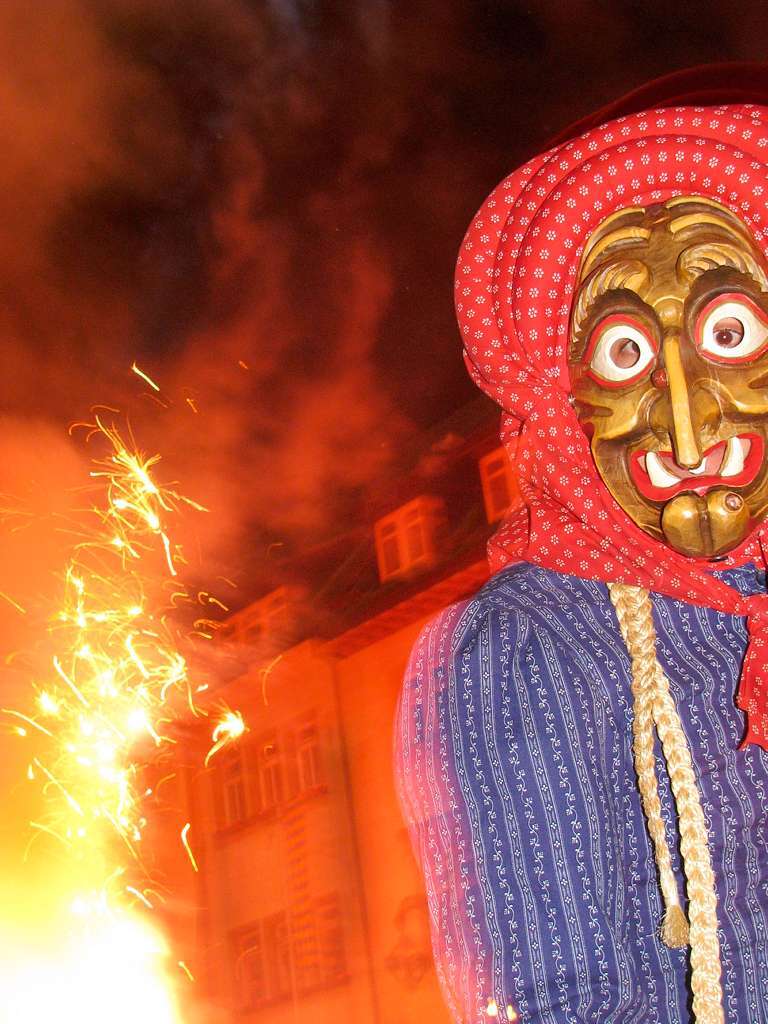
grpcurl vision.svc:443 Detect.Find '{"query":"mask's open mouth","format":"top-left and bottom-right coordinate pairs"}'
top-left (629, 433), bottom-right (764, 501)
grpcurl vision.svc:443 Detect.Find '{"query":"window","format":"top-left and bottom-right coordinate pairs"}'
top-left (257, 735), bottom-right (284, 812)
top-left (218, 748), bottom-right (248, 828)
top-left (216, 718), bottom-right (325, 827)
top-left (217, 584), bottom-right (305, 649)
top-left (403, 505), bottom-right (426, 561)
top-left (479, 446), bottom-right (518, 523)
top-left (374, 496), bottom-right (445, 582)
top-left (296, 718), bottom-right (323, 793)
top-left (282, 714), bottom-right (324, 803)
top-left (263, 912), bottom-right (292, 1002)
top-left (232, 899), bottom-right (346, 1009)
top-left (234, 926), bottom-right (266, 1009)
top-left (378, 520), bottom-right (400, 577)
top-left (234, 914), bottom-right (292, 1009)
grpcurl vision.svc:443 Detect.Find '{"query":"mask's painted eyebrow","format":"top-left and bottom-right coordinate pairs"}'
top-left (668, 209), bottom-right (753, 242)
top-left (677, 241), bottom-right (768, 291)
top-left (579, 226), bottom-right (651, 279)
top-left (570, 258), bottom-right (650, 349)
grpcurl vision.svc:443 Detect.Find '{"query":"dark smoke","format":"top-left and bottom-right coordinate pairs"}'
top-left (2, 0), bottom-right (768, 953)
top-left (1, 0), bottom-right (768, 604)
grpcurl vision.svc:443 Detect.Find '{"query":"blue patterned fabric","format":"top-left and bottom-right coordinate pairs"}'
top-left (394, 563), bottom-right (768, 1023)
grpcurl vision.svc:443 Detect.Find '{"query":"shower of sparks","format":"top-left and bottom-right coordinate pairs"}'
top-left (178, 960), bottom-right (195, 982)
top-left (0, 590), bottom-right (26, 614)
top-left (131, 361), bottom-right (161, 392)
top-left (204, 708), bottom-right (246, 767)
top-left (180, 822), bottom-right (198, 872)
top-left (2, 415), bottom-right (244, 1017)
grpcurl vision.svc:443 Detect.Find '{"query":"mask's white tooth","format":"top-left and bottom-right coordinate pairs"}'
top-left (688, 460), bottom-right (707, 475)
top-left (646, 451), bottom-right (680, 488)
top-left (720, 437), bottom-right (747, 478)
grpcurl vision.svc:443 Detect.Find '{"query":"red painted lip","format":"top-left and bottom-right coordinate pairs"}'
top-left (629, 433), bottom-right (765, 501)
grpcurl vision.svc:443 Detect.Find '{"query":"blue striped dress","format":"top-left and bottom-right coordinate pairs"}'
top-left (394, 562), bottom-right (768, 1023)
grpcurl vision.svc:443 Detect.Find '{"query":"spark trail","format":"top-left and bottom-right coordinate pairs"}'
top-left (1, 416), bottom-right (244, 1022)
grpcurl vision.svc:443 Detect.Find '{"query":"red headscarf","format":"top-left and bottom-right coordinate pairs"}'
top-left (457, 102), bottom-right (768, 748)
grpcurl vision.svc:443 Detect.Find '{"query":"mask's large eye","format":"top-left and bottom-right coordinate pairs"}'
top-left (696, 293), bottom-right (768, 364)
top-left (585, 315), bottom-right (658, 387)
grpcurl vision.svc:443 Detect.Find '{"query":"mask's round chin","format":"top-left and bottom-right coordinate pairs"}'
top-left (658, 488), bottom-right (751, 558)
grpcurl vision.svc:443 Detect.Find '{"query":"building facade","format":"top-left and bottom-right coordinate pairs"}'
top-left (171, 411), bottom-right (518, 1023)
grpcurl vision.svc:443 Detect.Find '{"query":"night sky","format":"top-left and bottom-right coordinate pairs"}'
top-left (3, 0), bottom-right (768, 612)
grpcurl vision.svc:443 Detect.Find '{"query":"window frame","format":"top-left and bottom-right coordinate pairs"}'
top-left (373, 496), bottom-right (444, 583)
top-left (217, 745), bottom-right (250, 829)
top-left (479, 446), bottom-right (517, 524)
top-left (231, 896), bottom-right (346, 1009)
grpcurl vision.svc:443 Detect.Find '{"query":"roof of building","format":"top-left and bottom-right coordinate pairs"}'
top-left (212, 394), bottom-right (513, 669)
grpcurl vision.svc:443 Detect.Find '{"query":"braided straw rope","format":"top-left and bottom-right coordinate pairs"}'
top-left (608, 583), bottom-right (724, 1024)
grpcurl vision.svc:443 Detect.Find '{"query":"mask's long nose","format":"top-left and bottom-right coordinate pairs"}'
top-left (663, 332), bottom-right (702, 468)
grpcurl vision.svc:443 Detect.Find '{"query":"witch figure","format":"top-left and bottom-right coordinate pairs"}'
top-left (395, 67), bottom-right (768, 1024)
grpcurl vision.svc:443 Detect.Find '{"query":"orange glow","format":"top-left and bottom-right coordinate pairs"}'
top-left (2, 416), bottom-right (243, 1017)
top-left (0, 911), bottom-right (179, 1024)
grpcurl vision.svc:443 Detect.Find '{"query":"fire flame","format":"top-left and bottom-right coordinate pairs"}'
top-left (2, 415), bottom-right (244, 1020)
top-left (0, 912), bottom-right (176, 1024)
